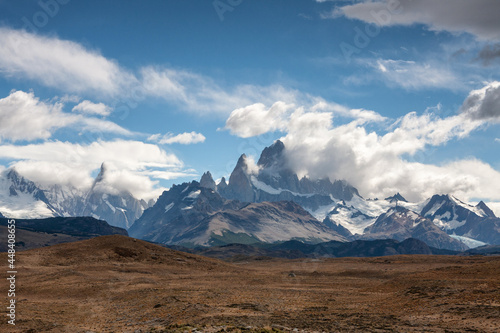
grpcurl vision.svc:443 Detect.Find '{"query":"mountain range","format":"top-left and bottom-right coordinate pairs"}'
top-left (1, 140), bottom-right (499, 251)
top-left (128, 140), bottom-right (499, 250)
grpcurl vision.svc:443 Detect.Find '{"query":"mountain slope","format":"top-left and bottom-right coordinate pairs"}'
top-left (128, 181), bottom-right (245, 245)
top-left (129, 180), bottom-right (346, 247)
top-left (199, 201), bottom-right (347, 246)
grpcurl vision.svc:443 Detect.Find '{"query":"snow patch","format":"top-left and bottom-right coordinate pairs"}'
top-left (251, 176), bottom-right (281, 195)
top-left (165, 202), bottom-right (174, 213)
top-left (435, 211), bottom-right (451, 221)
top-left (423, 200), bottom-right (445, 217)
top-left (326, 205), bottom-right (376, 235)
top-left (185, 190), bottom-right (201, 199)
top-left (251, 176), bottom-right (314, 198)
top-left (433, 218), bottom-right (466, 230)
top-left (104, 199), bottom-right (116, 213)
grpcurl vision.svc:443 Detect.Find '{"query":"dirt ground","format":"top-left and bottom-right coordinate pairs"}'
top-left (1, 235), bottom-right (499, 332)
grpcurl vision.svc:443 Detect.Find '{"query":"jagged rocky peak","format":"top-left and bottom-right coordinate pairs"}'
top-left (385, 192), bottom-right (408, 203)
top-left (476, 201), bottom-right (496, 218)
top-left (5, 168), bottom-right (50, 203)
top-left (7, 169), bottom-right (34, 190)
top-left (200, 171), bottom-right (216, 191)
top-left (225, 154), bottom-right (255, 202)
top-left (257, 139), bottom-right (286, 169)
top-left (218, 177), bottom-right (227, 188)
top-left (7, 168), bottom-right (20, 181)
top-left (381, 205), bottom-right (410, 218)
top-left (421, 194), bottom-right (479, 221)
top-left (94, 162), bottom-right (108, 185)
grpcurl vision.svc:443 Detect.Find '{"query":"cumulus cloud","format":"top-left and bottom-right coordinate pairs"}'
top-left (72, 100), bottom-right (112, 116)
top-left (0, 140), bottom-right (185, 199)
top-left (224, 102), bottom-right (294, 138)
top-left (0, 90), bottom-right (130, 142)
top-left (148, 131), bottom-right (206, 145)
top-left (0, 27), bottom-right (135, 96)
top-left (334, 0), bottom-right (500, 41)
top-left (461, 81), bottom-right (500, 121)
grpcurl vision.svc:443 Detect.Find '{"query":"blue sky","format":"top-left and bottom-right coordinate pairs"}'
top-left (0, 0), bottom-right (499, 210)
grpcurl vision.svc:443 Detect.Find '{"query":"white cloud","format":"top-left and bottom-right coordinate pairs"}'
top-left (373, 59), bottom-right (461, 90)
top-left (461, 81), bottom-right (500, 121)
top-left (0, 28), bottom-right (305, 117)
top-left (486, 202), bottom-right (500, 217)
top-left (148, 131), bottom-right (206, 145)
top-left (90, 162), bottom-right (166, 200)
top-left (224, 100), bottom-right (385, 138)
top-left (311, 100), bottom-right (386, 124)
top-left (224, 102), bottom-right (294, 138)
top-left (0, 27), bottom-right (135, 96)
top-left (345, 59), bottom-right (462, 91)
top-left (72, 100), bottom-right (112, 116)
top-left (0, 90), bottom-right (130, 142)
top-left (0, 140), bottom-right (184, 200)
top-left (335, 0), bottom-right (500, 41)
top-left (0, 90), bottom-right (69, 141)
top-left (496, 138), bottom-right (500, 143)
top-left (141, 66), bottom-right (302, 115)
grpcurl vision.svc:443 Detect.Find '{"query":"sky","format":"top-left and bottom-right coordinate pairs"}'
top-left (0, 0), bottom-right (499, 212)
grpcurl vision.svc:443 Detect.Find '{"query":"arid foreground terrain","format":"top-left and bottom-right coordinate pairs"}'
top-left (2, 235), bottom-right (499, 332)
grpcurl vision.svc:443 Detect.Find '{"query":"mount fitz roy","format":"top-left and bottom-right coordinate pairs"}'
top-left (0, 164), bottom-right (152, 229)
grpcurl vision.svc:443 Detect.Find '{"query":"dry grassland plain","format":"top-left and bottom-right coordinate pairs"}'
top-left (1, 235), bottom-right (499, 332)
